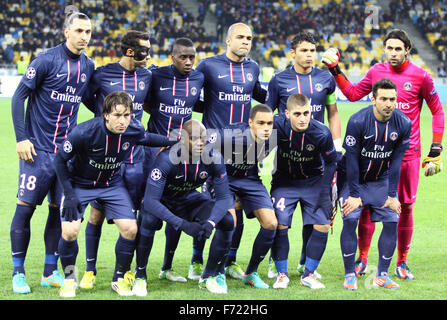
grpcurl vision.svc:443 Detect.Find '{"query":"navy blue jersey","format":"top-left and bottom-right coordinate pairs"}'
top-left (84, 62), bottom-right (152, 120)
top-left (196, 53), bottom-right (265, 129)
top-left (343, 106), bottom-right (411, 197)
top-left (266, 67), bottom-right (336, 123)
top-left (273, 114), bottom-right (337, 181)
top-left (20, 43), bottom-right (95, 153)
top-left (83, 62), bottom-right (152, 164)
top-left (144, 147), bottom-right (232, 229)
top-left (209, 122), bottom-right (273, 178)
top-left (59, 117), bottom-right (151, 188)
top-left (147, 65), bottom-right (204, 137)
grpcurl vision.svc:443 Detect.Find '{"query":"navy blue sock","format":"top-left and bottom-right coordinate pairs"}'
top-left (300, 224), bottom-right (313, 265)
top-left (10, 204), bottom-right (34, 276)
top-left (340, 219), bottom-right (358, 275)
top-left (202, 229), bottom-right (233, 278)
top-left (225, 209), bottom-right (243, 267)
top-left (303, 229), bottom-right (328, 277)
top-left (192, 230), bottom-right (206, 265)
top-left (377, 222), bottom-right (397, 274)
top-left (43, 206), bottom-right (61, 276)
top-left (246, 227), bottom-right (276, 275)
top-left (113, 235), bottom-right (136, 281)
top-left (135, 228), bottom-right (155, 279)
top-left (85, 221), bottom-right (102, 274)
top-left (162, 223), bottom-right (182, 271)
top-left (58, 237), bottom-right (79, 279)
top-left (271, 228), bottom-right (289, 275)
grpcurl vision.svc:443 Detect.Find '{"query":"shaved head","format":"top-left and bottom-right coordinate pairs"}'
top-left (226, 22), bottom-right (251, 39)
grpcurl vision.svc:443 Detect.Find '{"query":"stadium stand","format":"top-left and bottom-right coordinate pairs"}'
top-left (398, 0), bottom-right (447, 64)
top-left (0, 0), bottom-right (435, 75)
top-left (206, 0), bottom-right (433, 75)
top-left (0, 0), bottom-right (224, 69)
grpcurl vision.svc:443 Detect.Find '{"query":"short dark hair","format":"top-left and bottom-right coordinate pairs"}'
top-left (291, 32), bottom-right (316, 50)
top-left (63, 5), bottom-right (89, 30)
top-left (383, 29), bottom-right (412, 51)
top-left (102, 91), bottom-right (133, 117)
top-left (372, 78), bottom-right (397, 98)
top-left (249, 104), bottom-right (273, 120)
top-left (172, 37), bottom-right (195, 54)
top-left (120, 30), bottom-right (150, 56)
top-left (286, 93), bottom-right (310, 110)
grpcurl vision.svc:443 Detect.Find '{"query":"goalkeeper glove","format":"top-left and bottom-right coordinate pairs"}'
top-left (321, 48), bottom-right (340, 68)
top-left (422, 143), bottom-right (443, 176)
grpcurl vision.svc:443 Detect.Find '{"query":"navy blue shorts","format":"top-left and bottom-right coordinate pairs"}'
top-left (228, 176), bottom-right (273, 218)
top-left (338, 178), bottom-right (399, 223)
top-left (17, 151), bottom-right (63, 206)
top-left (90, 161), bottom-right (147, 212)
top-left (271, 175), bottom-right (331, 227)
top-left (61, 183), bottom-right (136, 223)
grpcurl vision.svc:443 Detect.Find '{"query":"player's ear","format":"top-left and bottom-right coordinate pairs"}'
top-left (126, 47), bottom-right (134, 58)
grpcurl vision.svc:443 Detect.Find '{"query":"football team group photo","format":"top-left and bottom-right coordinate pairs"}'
top-left (1, 0), bottom-right (446, 301)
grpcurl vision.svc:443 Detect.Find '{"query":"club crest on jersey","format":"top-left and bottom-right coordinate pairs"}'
top-left (403, 82), bottom-right (412, 91)
top-left (81, 73), bottom-right (87, 83)
top-left (191, 87), bottom-right (197, 96)
top-left (208, 132), bottom-right (217, 143)
top-left (306, 144), bottom-right (315, 151)
top-left (139, 81), bottom-right (145, 90)
top-left (199, 171), bottom-right (208, 179)
top-left (151, 168), bottom-right (162, 181)
top-left (122, 142), bottom-right (130, 151)
top-left (314, 83), bottom-right (323, 92)
top-left (25, 67), bottom-right (36, 80)
top-left (390, 132), bottom-right (398, 141)
top-left (345, 135), bottom-right (356, 147)
top-left (63, 140), bottom-right (72, 153)
top-left (246, 73), bottom-right (253, 81)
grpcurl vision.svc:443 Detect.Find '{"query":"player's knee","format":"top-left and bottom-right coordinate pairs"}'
top-left (216, 212), bottom-right (235, 232)
top-left (261, 215), bottom-right (278, 230)
top-left (61, 222), bottom-right (81, 241)
top-left (314, 224), bottom-right (330, 233)
top-left (141, 213), bottom-right (163, 231)
top-left (89, 206), bottom-right (105, 225)
top-left (120, 222), bottom-right (138, 240)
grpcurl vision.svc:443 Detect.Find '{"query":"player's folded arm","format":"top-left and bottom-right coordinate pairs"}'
top-left (143, 162), bottom-right (184, 230)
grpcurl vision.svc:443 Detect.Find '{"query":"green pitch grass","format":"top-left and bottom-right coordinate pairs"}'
top-left (0, 97), bottom-right (446, 301)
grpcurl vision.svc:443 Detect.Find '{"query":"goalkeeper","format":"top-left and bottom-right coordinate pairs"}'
top-left (321, 29), bottom-right (444, 280)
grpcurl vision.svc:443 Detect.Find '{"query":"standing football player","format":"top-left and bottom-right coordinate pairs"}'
top-left (194, 22), bottom-right (267, 279)
top-left (322, 29), bottom-right (444, 279)
top-left (10, 6), bottom-right (94, 294)
top-left (266, 31), bottom-right (342, 279)
top-left (339, 78), bottom-right (411, 290)
top-left (79, 30), bottom-right (152, 290)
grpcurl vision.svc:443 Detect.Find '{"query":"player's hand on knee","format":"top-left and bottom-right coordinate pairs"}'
top-left (321, 48), bottom-right (340, 68)
top-left (62, 194), bottom-right (82, 222)
top-left (422, 143), bottom-right (443, 176)
top-left (382, 196), bottom-right (401, 215)
top-left (180, 220), bottom-right (203, 238)
top-left (341, 196), bottom-right (362, 216)
top-left (16, 139), bottom-right (37, 163)
top-left (200, 221), bottom-right (215, 240)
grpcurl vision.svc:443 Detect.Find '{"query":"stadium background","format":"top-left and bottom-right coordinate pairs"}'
top-left (0, 0), bottom-right (446, 301)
